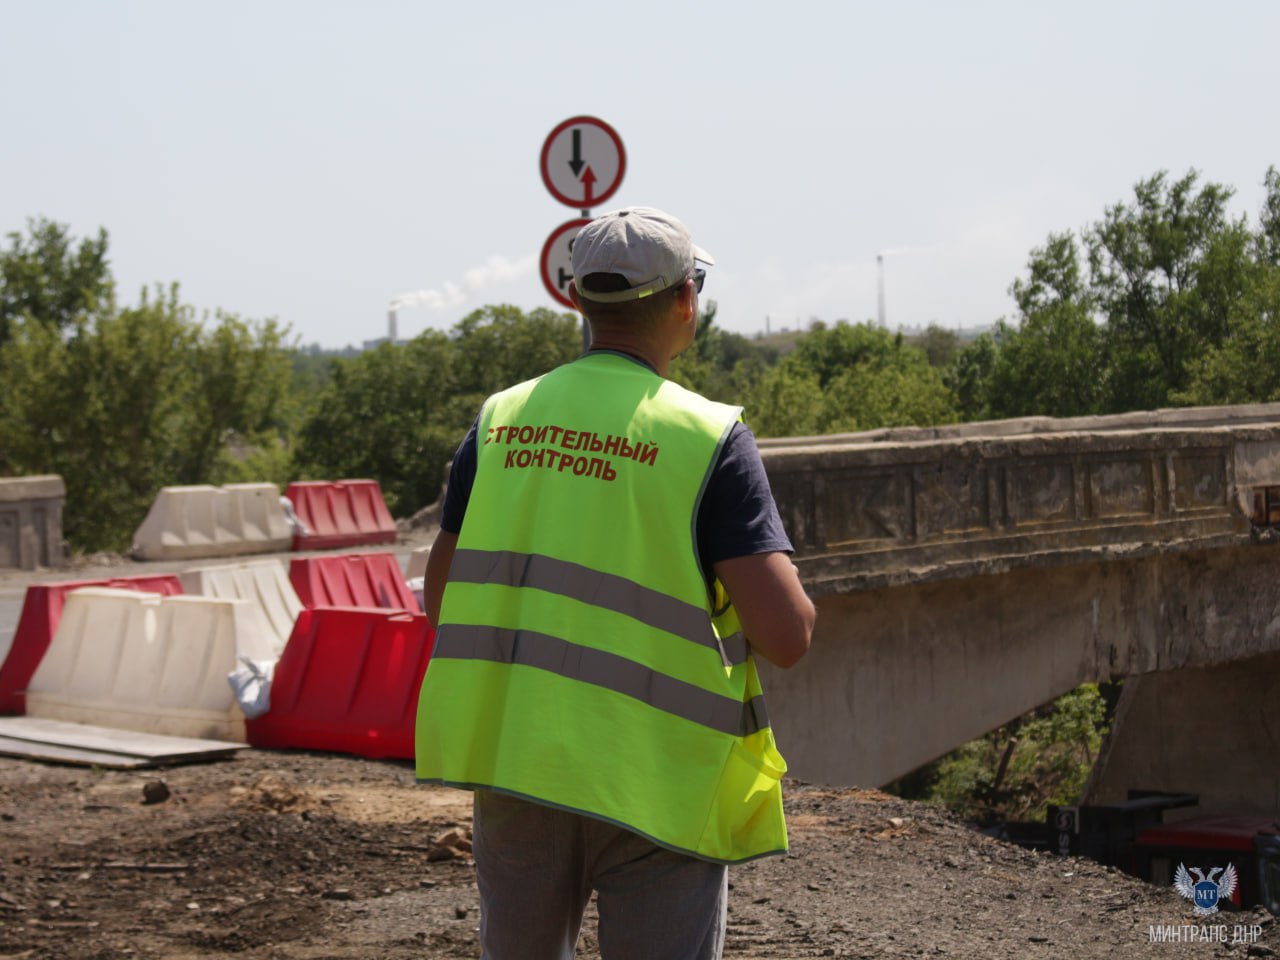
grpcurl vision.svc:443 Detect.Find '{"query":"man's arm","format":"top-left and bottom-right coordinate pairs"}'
top-left (701, 423), bottom-right (814, 668)
top-left (424, 530), bottom-right (458, 627)
top-left (714, 551), bottom-right (815, 669)
top-left (424, 417), bottom-right (478, 626)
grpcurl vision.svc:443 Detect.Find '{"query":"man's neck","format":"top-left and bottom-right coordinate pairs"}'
top-left (586, 346), bottom-right (661, 375)
top-left (584, 331), bottom-right (669, 377)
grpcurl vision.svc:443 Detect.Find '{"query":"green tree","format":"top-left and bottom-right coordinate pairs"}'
top-left (291, 305), bottom-right (581, 519)
top-left (910, 323), bottom-right (961, 368)
top-left (971, 171), bottom-right (1277, 421)
top-left (749, 322), bottom-right (958, 435)
top-left (1258, 166), bottom-right (1280, 267)
top-left (1087, 170), bottom-right (1252, 411)
top-left (1177, 256), bottom-right (1280, 405)
top-left (174, 312), bottom-right (293, 485)
top-left (292, 332), bottom-right (458, 516)
top-left (0, 218), bottom-right (112, 346)
top-left (1167, 169), bottom-right (1280, 405)
top-left (945, 332), bottom-right (997, 422)
top-left (822, 361), bottom-right (957, 432)
top-left (746, 366), bottom-right (824, 437)
top-left (0, 282), bottom-right (291, 552)
top-left (669, 300), bottom-right (777, 404)
top-left (986, 233), bottom-right (1105, 418)
top-left (449, 304), bottom-right (580, 401)
top-left (0, 288), bottom-right (193, 549)
top-left (783, 320), bottom-right (903, 388)
top-left (0, 215), bottom-right (297, 552)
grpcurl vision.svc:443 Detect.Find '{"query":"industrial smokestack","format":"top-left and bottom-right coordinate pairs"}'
top-left (388, 308), bottom-right (398, 343)
top-left (876, 254), bottom-right (886, 328)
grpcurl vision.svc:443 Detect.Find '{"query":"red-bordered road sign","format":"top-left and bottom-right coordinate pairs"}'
top-left (540, 116), bottom-right (626, 210)
top-left (540, 218), bottom-right (591, 310)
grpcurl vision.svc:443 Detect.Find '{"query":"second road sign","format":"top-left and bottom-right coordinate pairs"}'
top-left (540, 116), bottom-right (626, 210)
top-left (540, 218), bottom-right (591, 310)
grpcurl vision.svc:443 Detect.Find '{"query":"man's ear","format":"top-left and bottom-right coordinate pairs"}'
top-left (680, 279), bottom-right (698, 324)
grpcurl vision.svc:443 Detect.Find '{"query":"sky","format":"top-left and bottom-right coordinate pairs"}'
top-left (2, 0), bottom-right (1277, 348)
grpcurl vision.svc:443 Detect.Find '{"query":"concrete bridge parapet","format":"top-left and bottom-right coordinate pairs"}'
top-left (760, 402), bottom-right (1280, 597)
top-left (753, 404), bottom-right (1280, 791)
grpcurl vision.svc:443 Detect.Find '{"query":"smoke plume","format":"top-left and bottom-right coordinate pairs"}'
top-left (390, 253), bottom-right (536, 311)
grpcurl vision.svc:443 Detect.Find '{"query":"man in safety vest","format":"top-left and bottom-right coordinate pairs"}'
top-left (416, 206), bottom-right (816, 959)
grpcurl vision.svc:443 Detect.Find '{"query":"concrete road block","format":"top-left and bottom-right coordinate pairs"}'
top-left (288, 552), bottom-right (420, 613)
top-left (132, 484), bottom-right (293, 560)
top-left (179, 559), bottom-right (302, 657)
top-left (25, 588), bottom-right (277, 742)
top-left (0, 574), bottom-right (183, 715)
top-left (0, 475), bottom-right (66, 570)
top-left (286, 480), bottom-right (397, 550)
top-left (246, 606), bottom-right (434, 759)
top-left (406, 546), bottom-right (431, 581)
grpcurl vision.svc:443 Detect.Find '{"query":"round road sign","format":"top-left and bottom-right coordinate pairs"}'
top-left (540, 218), bottom-right (591, 310)
top-left (540, 116), bottom-right (626, 210)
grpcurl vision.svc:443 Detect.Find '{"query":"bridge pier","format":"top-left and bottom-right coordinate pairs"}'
top-left (1085, 651), bottom-right (1280, 818)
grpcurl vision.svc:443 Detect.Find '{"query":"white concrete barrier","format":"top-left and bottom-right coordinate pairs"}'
top-left (25, 588), bottom-right (276, 741)
top-left (179, 559), bottom-right (301, 657)
top-left (406, 546), bottom-right (431, 581)
top-left (131, 484), bottom-right (293, 561)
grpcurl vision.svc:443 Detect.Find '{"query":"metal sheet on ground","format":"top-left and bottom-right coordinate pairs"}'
top-left (0, 716), bottom-right (247, 767)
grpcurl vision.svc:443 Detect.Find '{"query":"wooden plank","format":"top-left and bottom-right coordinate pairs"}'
top-left (0, 734), bottom-right (157, 768)
top-left (0, 716), bottom-right (245, 756)
top-left (0, 716), bottom-right (246, 767)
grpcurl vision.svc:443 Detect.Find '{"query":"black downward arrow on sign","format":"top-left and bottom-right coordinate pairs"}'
top-left (568, 129), bottom-right (584, 177)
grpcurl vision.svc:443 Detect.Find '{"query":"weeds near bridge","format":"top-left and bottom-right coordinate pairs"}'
top-left (892, 683), bottom-right (1112, 824)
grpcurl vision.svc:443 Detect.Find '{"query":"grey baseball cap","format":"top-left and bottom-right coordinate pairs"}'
top-left (571, 206), bottom-right (714, 303)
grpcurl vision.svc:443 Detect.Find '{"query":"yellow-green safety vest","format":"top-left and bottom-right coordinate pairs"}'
top-left (415, 351), bottom-right (788, 864)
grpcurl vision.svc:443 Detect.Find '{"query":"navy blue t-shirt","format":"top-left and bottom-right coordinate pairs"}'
top-left (440, 377), bottom-right (792, 582)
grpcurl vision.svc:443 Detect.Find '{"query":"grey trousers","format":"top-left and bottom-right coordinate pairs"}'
top-left (472, 789), bottom-right (728, 960)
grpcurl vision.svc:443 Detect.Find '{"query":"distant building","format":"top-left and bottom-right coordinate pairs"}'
top-left (361, 309), bottom-right (409, 351)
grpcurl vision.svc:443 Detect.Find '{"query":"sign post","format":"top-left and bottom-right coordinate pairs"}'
top-left (540, 116), bottom-right (626, 343)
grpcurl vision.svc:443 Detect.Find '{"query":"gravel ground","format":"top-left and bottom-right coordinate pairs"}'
top-left (1, 749), bottom-right (1276, 959)
top-left (3, 537), bottom-right (1278, 957)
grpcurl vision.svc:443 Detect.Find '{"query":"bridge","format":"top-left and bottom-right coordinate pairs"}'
top-left (757, 403), bottom-right (1280, 819)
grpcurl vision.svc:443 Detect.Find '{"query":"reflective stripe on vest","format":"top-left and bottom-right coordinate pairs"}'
top-left (448, 547), bottom-right (751, 668)
top-left (433, 623), bottom-right (769, 737)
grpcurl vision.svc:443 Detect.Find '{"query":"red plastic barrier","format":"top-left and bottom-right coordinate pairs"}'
top-left (288, 552), bottom-right (420, 614)
top-left (0, 575), bottom-right (184, 714)
top-left (286, 480), bottom-right (397, 551)
top-left (246, 607), bottom-right (434, 759)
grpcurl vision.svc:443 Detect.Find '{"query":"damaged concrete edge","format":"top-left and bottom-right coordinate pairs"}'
top-left (757, 402), bottom-right (1280, 450)
top-left (799, 533), bottom-right (1254, 597)
top-left (0, 475), bottom-right (66, 502)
